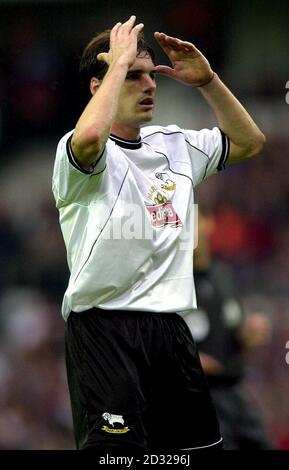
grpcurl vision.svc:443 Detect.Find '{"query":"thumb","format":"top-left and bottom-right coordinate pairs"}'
top-left (154, 65), bottom-right (176, 78)
top-left (97, 52), bottom-right (109, 63)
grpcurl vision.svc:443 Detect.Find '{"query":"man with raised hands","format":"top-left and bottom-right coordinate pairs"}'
top-left (53, 15), bottom-right (265, 451)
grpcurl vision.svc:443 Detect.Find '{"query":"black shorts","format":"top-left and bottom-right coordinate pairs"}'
top-left (65, 308), bottom-right (222, 451)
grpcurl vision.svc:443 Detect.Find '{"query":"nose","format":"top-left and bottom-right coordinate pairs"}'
top-left (143, 74), bottom-right (156, 92)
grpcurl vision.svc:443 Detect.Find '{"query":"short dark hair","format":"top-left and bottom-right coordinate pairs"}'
top-left (79, 30), bottom-right (156, 87)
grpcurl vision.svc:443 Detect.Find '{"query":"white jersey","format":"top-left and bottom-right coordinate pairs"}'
top-left (52, 124), bottom-right (229, 320)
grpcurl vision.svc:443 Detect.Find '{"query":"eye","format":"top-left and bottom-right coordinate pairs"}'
top-left (149, 72), bottom-right (156, 81)
top-left (126, 73), bottom-right (140, 80)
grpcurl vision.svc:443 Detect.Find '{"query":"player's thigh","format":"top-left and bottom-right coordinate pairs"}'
top-left (65, 310), bottom-right (149, 450)
top-left (148, 318), bottom-right (222, 450)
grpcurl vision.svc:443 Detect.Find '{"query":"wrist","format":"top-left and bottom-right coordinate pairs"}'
top-left (107, 58), bottom-right (130, 77)
top-left (111, 57), bottom-right (132, 69)
top-left (195, 71), bottom-right (216, 88)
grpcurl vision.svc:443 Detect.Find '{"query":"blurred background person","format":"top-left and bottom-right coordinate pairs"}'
top-left (184, 208), bottom-right (273, 449)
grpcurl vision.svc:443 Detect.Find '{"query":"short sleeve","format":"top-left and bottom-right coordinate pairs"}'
top-left (52, 130), bottom-right (107, 207)
top-left (184, 127), bottom-right (230, 187)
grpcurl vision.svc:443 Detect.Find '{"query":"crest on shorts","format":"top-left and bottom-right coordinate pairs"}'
top-left (101, 412), bottom-right (130, 434)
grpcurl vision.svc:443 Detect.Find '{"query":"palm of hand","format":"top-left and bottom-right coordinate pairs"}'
top-left (169, 52), bottom-right (209, 86)
top-left (154, 32), bottom-right (212, 86)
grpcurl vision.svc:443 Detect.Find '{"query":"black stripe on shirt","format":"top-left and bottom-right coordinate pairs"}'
top-left (73, 166), bottom-right (130, 283)
top-left (66, 135), bottom-right (105, 174)
top-left (217, 129), bottom-right (230, 171)
top-left (142, 130), bottom-right (210, 162)
top-left (152, 148), bottom-right (194, 187)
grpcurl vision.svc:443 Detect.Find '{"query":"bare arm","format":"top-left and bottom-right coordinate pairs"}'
top-left (71, 16), bottom-right (144, 169)
top-left (197, 75), bottom-right (266, 162)
top-left (154, 33), bottom-right (266, 163)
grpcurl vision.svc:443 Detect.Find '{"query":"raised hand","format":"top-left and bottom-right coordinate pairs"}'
top-left (154, 32), bottom-right (214, 87)
top-left (97, 16), bottom-right (144, 69)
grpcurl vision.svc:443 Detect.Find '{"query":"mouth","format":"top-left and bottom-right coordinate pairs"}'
top-left (138, 97), bottom-right (154, 109)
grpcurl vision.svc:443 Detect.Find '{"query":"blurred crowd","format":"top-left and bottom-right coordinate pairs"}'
top-left (0, 0), bottom-right (288, 449)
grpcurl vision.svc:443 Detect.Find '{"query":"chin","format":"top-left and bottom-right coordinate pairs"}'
top-left (139, 112), bottom-right (154, 124)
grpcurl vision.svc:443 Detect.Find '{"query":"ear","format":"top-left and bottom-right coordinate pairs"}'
top-left (90, 77), bottom-right (101, 95)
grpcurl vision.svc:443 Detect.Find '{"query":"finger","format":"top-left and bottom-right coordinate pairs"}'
top-left (166, 37), bottom-right (197, 53)
top-left (154, 32), bottom-right (180, 52)
top-left (155, 33), bottom-right (196, 55)
top-left (155, 33), bottom-right (183, 47)
top-left (121, 15), bottom-right (137, 31)
top-left (154, 37), bottom-right (171, 56)
top-left (156, 33), bottom-right (179, 42)
top-left (160, 35), bottom-right (183, 49)
top-left (117, 15), bottom-right (137, 39)
top-left (97, 52), bottom-right (109, 63)
top-left (179, 40), bottom-right (195, 49)
top-left (110, 22), bottom-right (122, 41)
top-left (111, 21), bottom-right (122, 31)
top-left (132, 23), bottom-right (144, 36)
top-left (154, 65), bottom-right (177, 78)
top-left (154, 32), bottom-right (172, 43)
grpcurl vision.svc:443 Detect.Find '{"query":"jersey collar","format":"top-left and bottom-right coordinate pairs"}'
top-left (110, 134), bottom-right (142, 149)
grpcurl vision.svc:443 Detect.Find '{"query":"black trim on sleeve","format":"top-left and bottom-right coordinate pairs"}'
top-left (217, 129), bottom-right (230, 171)
top-left (66, 135), bottom-right (105, 174)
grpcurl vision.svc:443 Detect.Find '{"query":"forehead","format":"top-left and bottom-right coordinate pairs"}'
top-left (129, 55), bottom-right (155, 72)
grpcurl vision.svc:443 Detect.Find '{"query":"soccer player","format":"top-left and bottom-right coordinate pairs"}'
top-left (52, 16), bottom-right (265, 451)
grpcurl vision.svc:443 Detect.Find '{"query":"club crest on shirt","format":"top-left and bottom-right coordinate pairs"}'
top-left (146, 173), bottom-right (182, 228)
top-left (155, 172), bottom-right (177, 191)
top-left (101, 412), bottom-right (130, 434)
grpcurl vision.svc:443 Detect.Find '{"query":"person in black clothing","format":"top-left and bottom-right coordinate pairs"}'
top-left (184, 209), bottom-right (272, 449)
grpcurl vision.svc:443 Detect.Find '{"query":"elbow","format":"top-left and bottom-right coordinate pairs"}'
top-left (72, 126), bottom-right (102, 151)
top-left (245, 131), bottom-right (266, 158)
top-left (248, 131), bottom-right (266, 157)
top-left (71, 127), bottom-right (104, 163)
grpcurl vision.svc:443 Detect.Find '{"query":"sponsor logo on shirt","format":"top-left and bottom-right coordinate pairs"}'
top-left (146, 201), bottom-right (182, 228)
top-left (146, 173), bottom-right (182, 228)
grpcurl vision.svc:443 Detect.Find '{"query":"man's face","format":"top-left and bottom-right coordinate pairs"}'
top-left (115, 54), bottom-right (157, 129)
